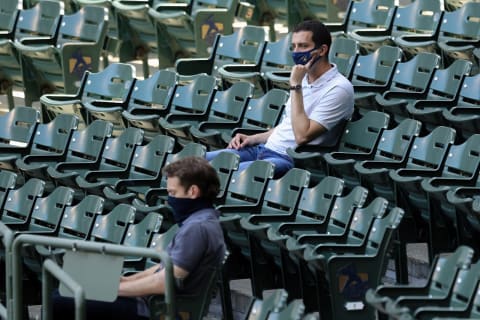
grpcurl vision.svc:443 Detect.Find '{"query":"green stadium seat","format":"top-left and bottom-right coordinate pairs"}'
top-left (121, 69), bottom-right (178, 141)
top-left (209, 151), bottom-right (240, 204)
top-left (89, 203), bottom-right (136, 243)
top-left (287, 111), bottom-right (390, 185)
top-left (40, 62), bottom-right (136, 132)
top-left (0, 0), bottom-right (63, 109)
top-left (0, 178), bottom-right (45, 225)
top-left (15, 5), bottom-right (108, 103)
top-left (34, 119), bottom-right (112, 184)
top-left (165, 81), bottom-right (253, 147)
top-left (328, 36), bottom-right (361, 80)
top-left (244, 288), bottom-right (288, 320)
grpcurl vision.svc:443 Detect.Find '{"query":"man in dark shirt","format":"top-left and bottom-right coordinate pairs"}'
top-left (53, 157), bottom-right (226, 319)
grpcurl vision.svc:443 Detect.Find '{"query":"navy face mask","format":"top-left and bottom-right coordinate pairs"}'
top-left (167, 196), bottom-right (212, 226)
top-left (292, 47), bottom-right (320, 65)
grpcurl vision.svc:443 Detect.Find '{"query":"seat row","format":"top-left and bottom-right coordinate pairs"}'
top-left (366, 245), bottom-right (480, 320)
top-left (0, 2), bottom-right (108, 108)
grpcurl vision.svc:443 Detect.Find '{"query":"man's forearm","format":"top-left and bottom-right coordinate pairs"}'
top-left (119, 269), bottom-right (165, 297)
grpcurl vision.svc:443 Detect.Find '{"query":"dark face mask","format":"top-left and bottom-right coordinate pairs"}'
top-left (291, 47), bottom-right (321, 66)
top-left (167, 196), bottom-right (212, 226)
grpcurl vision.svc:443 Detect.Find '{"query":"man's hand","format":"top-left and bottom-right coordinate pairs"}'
top-left (228, 133), bottom-right (253, 149)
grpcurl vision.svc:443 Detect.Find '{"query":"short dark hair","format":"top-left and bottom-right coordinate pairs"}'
top-left (293, 20), bottom-right (332, 52)
top-left (162, 156), bottom-right (220, 202)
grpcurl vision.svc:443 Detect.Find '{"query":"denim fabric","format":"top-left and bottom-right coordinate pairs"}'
top-left (206, 144), bottom-right (293, 178)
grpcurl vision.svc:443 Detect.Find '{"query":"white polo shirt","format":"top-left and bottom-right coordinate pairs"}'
top-left (265, 64), bottom-right (354, 155)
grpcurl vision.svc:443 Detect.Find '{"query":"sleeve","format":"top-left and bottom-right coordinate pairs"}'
top-left (309, 85), bottom-right (353, 130)
top-left (169, 224), bottom-right (206, 273)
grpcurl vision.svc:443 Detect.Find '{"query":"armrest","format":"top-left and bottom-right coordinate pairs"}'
top-left (350, 27), bottom-right (391, 38)
top-left (16, 37), bottom-right (56, 46)
top-left (175, 57), bottom-right (214, 75)
top-left (324, 151), bottom-right (372, 162)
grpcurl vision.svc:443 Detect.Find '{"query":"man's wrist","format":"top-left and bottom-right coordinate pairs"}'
top-left (289, 84), bottom-right (302, 91)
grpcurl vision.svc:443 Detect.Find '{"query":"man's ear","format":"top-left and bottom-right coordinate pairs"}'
top-left (189, 184), bottom-right (201, 198)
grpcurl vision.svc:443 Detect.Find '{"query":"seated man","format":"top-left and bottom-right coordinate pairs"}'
top-left (52, 157), bottom-right (226, 319)
top-left (206, 20), bottom-right (354, 177)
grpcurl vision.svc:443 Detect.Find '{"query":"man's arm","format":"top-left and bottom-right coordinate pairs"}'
top-left (289, 88), bottom-right (327, 145)
top-left (228, 129), bottom-right (274, 149)
top-left (118, 265), bottom-right (189, 297)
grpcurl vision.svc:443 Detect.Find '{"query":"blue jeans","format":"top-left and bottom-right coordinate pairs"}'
top-left (206, 144), bottom-right (293, 178)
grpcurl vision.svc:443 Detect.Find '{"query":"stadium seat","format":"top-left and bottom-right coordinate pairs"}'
top-left (165, 81), bottom-right (253, 147)
top-left (0, 170), bottom-right (18, 210)
top-left (0, 178), bottom-right (45, 225)
top-left (47, 127), bottom-right (143, 190)
top-left (193, 86), bottom-right (288, 148)
top-left (174, 26), bottom-right (267, 79)
top-left (221, 167), bottom-right (310, 296)
top-left (328, 36), bottom-right (361, 80)
top-left (28, 119), bottom-right (112, 184)
top-left (355, 125), bottom-right (457, 204)
top-left (218, 32), bottom-right (293, 95)
top-left (102, 134), bottom-right (175, 204)
top-left (390, 260), bottom-right (480, 320)
top-left (287, 110), bottom-right (390, 185)
top-left (0, 106), bottom-right (41, 170)
top-left (351, 45), bottom-right (404, 115)
top-left (350, 0), bottom-right (443, 53)
top-left (442, 73), bottom-right (480, 140)
top-left (121, 69), bottom-right (178, 141)
top-left (326, 118), bottom-right (421, 191)
top-left (74, 127), bottom-right (144, 192)
top-left (57, 194), bottom-right (105, 240)
top-left (406, 58), bottom-right (472, 129)
top-left (15, 5), bottom-right (108, 102)
top-left (158, 74), bottom-right (217, 146)
top-left (148, 0), bottom-right (247, 69)
top-left (375, 52), bottom-right (441, 122)
top-left (1, 114), bottom-right (78, 173)
top-left (89, 203), bottom-right (136, 244)
top-left (40, 62), bottom-right (136, 132)
top-left (391, 134), bottom-right (480, 262)
top-left (243, 288), bottom-right (288, 320)
top-left (209, 151), bottom-right (240, 204)
top-left (366, 245), bottom-right (475, 319)
top-left (0, 0), bottom-right (21, 110)
top-left (298, 206), bottom-right (404, 317)
top-left (0, 0), bottom-right (63, 109)
top-left (122, 211), bottom-right (163, 261)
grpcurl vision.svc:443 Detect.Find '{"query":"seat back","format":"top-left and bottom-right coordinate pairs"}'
top-left (390, 0), bottom-right (443, 39)
top-left (335, 111), bottom-right (390, 155)
top-left (166, 74), bottom-right (217, 117)
top-left (328, 37), bottom-right (360, 80)
top-left (371, 118), bottom-right (421, 163)
top-left (351, 45), bottom-right (403, 87)
top-left (221, 160), bottom-right (275, 208)
top-left (0, 106), bottom-right (40, 149)
top-left (209, 151), bottom-right (239, 203)
top-left (122, 211), bottom-right (163, 248)
top-left (403, 126), bottom-right (456, 171)
top-left (290, 176), bottom-right (344, 224)
top-left (24, 113), bottom-right (78, 159)
top-left (438, 134), bottom-right (480, 180)
top-left (202, 81), bottom-right (253, 124)
top-left (126, 69), bottom-right (178, 115)
top-left (58, 194), bottom-right (105, 239)
top-left (58, 119), bottom-right (113, 167)
top-left (423, 59), bottom-right (472, 102)
top-left (260, 168), bottom-right (310, 215)
top-left (91, 127), bottom-right (144, 174)
top-left (0, 0), bottom-right (20, 39)
top-left (234, 88), bottom-right (288, 134)
top-left (89, 203), bottom-right (136, 243)
top-left (362, 206), bottom-right (404, 256)
top-left (13, 0), bottom-right (62, 41)
top-left (116, 134), bottom-right (176, 193)
top-left (438, 2), bottom-right (480, 43)
top-left (56, 5), bottom-right (108, 47)
top-left (26, 186), bottom-right (75, 233)
top-left (455, 73), bottom-right (480, 108)
top-left (0, 170), bottom-right (18, 210)
top-left (386, 52), bottom-right (440, 94)
top-left (0, 178), bottom-right (45, 224)
top-left (346, 0), bottom-right (396, 33)
top-left (211, 26), bottom-right (267, 77)
top-left (260, 32), bottom-right (294, 75)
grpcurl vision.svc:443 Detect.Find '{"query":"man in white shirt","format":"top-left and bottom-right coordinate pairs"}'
top-left (207, 20), bottom-right (354, 177)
